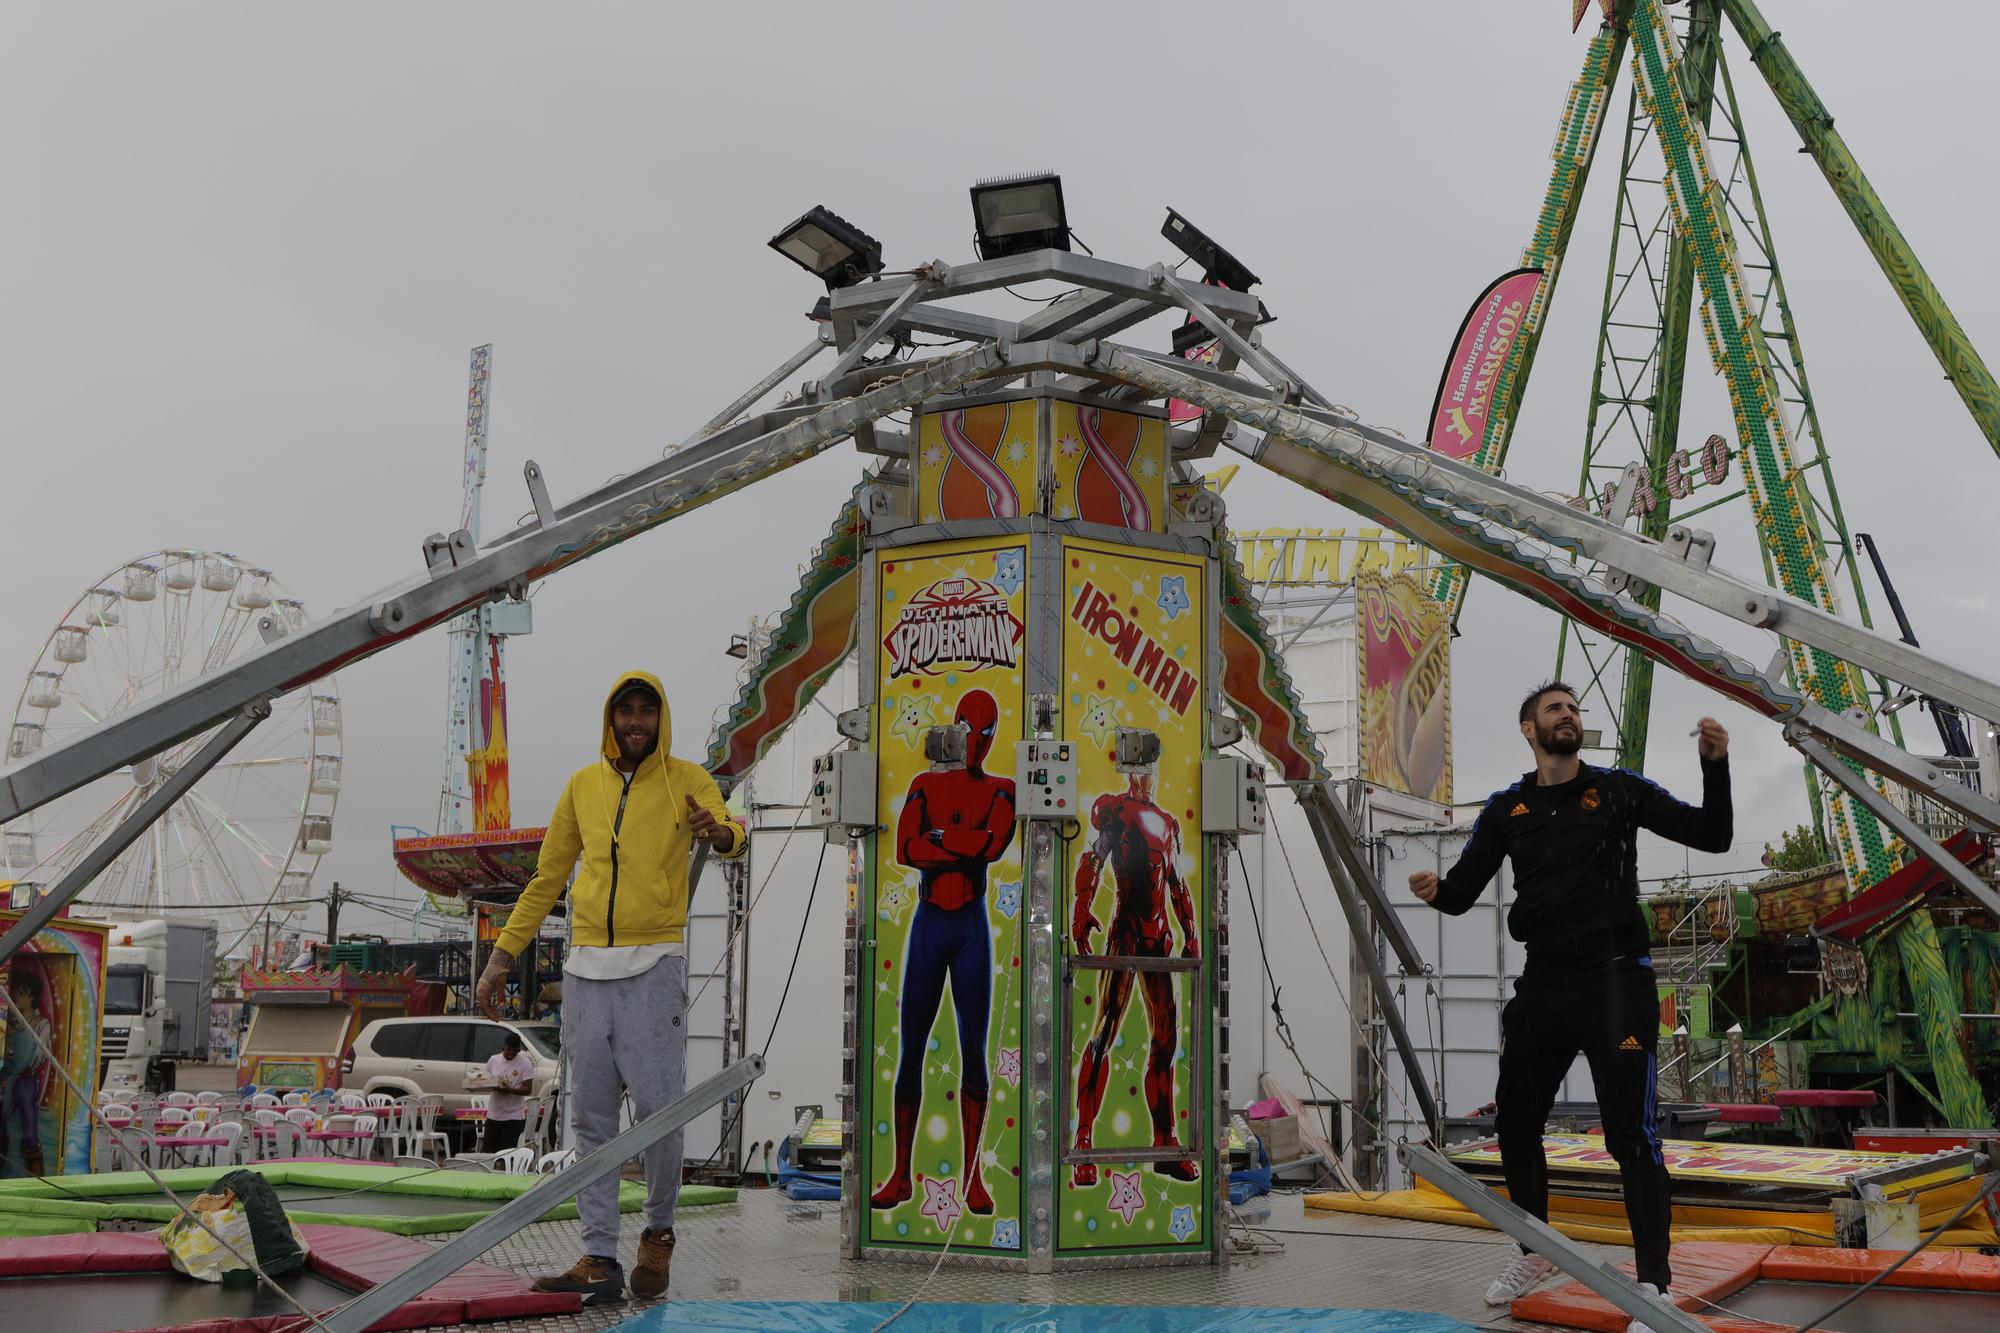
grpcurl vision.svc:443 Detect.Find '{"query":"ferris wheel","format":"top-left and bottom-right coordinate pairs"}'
top-left (2, 549), bottom-right (341, 946)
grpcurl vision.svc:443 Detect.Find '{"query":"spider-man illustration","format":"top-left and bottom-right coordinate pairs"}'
top-left (1069, 764), bottom-right (1199, 1185)
top-left (871, 689), bottom-right (1017, 1214)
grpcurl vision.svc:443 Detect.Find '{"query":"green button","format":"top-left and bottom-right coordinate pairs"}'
top-left (1056, 775), bottom-right (1066, 784)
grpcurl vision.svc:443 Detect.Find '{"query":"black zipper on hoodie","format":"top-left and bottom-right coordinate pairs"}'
top-left (606, 766), bottom-right (635, 946)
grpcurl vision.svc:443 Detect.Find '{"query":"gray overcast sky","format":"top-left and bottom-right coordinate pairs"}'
top-left (3, 2), bottom-right (1994, 942)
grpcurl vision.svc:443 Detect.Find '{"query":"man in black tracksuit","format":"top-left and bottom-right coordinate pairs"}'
top-left (1411, 682), bottom-right (1730, 1314)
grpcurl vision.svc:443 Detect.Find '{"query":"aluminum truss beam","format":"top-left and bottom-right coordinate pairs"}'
top-left (0, 342), bottom-right (1015, 824)
top-left (0, 703), bottom-right (267, 968)
top-left (1401, 1143), bottom-right (1711, 1333)
top-left (1099, 345), bottom-right (2000, 727)
top-left (700, 332), bottom-right (831, 435)
top-left (320, 1056), bottom-right (763, 1333)
top-left (1789, 728), bottom-right (2000, 923)
top-left (1295, 783), bottom-right (1443, 1142)
top-left (1296, 784), bottom-right (1427, 976)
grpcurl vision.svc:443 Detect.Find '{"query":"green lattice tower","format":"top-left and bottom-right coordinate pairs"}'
top-left (1550, 0), bottom-right (1903, 791)
top-left (1428, 1), bottom-right (1988, 1125)
top-left (1626, 0), bottom-right (1983, 1125)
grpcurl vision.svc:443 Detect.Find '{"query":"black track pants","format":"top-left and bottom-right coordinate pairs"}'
top-left (1495, 960), bottom-right (1673, 1289)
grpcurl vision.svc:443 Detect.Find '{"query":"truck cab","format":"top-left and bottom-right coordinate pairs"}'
top-left (98, 918), bottom-right (217, 1094)
top-left (100, 951), bottom-right (168, 1092)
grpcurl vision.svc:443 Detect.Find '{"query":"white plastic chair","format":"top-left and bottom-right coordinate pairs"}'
top-left (194, 1091), bottom-right (223, 1106)
top-left (337, 1092), bottom-right (367, 1112)
top-left (158, 1106), bottom-right (191, 1127)
top-left (107, 1109), bottom-right (157, 1172)
top-left (205, 1122), bottom-right (246, 1167)
top-left (520, 1098), bottom-right (555, 1156)
top-left (349, 1113), bottom-right (381, 1161)
top-left (364, 1092), bottom-right (397, 1110)
top-left (441, 1156), bottom-right (491, 1172)
top-left (404, 1095), bottom-right (449, 1163)
top-left (248, 1093), bottom-right (280, 1110)
top-left (260, 1118), bottom-right (304, 1161)
top-left (491, 1146), bottom-right (535, 1175)
top-left (162, 1091), bottom-right (197, 1107)
top-left (281, 1091), bottom-right (309, 1107)
top-left (536, 1149), bottom-right (577, 1174)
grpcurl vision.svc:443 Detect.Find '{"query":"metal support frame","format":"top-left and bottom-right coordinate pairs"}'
top-left (1401, 1143), bottom-right (1711, 1333)
top-left (700, 332), bottom-right (831, 435)
top-left (0, 340), bottom-right (1015, 825)
top-left (0, 220), bottom-right (1984, 1309)
top-left (1296, 784), bottom-right (1427, 975)
top-left (1788, 728), bottom-right (2000, 922)
top-left (0, 703), bottom-right (268, 968)
top-left (321, 1056), bottom-right (762, 1333)
top-left (1295, 786), bottom-right (1441, 1142)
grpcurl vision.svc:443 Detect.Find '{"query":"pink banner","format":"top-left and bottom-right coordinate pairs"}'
top-left (1426, 268), bottom-right (1542, 462)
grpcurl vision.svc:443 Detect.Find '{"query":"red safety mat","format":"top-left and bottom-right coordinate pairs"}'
top-left (0, 1224), bottom-right (580, 1331)
top-left (1511, 1241), bottom-right (1769, 1332)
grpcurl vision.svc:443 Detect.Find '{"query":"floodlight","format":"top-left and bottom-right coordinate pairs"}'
top-left (969, 172), bottom-right (1070, 260)
top-left (1162, 209), bottom-right (1260, 292)
top-left (769, 206), bottom-right (884, 290)
top-left (1163, 208), bottom-right (1274, 354)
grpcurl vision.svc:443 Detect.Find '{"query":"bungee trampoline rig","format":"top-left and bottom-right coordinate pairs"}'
top-left (4, 3), bottom-right (2000, 1329)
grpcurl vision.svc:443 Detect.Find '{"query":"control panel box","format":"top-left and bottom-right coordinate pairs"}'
top-left (807, 749), bottom-right (877, 832)
top-left (1201, 756), bottom-right (1267, 834)
top-left (1016, 739), bottom-right (1080, 820)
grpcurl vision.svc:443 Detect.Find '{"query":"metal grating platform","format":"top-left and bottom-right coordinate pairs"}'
top-left (403, 1188), bottom-right (1604, 1332)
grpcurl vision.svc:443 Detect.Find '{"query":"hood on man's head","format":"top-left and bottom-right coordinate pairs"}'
top-left (602, 669), bottom-right (672, 764)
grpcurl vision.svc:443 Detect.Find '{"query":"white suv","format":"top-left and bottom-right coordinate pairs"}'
top-left (343, 1016), bottom-right (560, 1111)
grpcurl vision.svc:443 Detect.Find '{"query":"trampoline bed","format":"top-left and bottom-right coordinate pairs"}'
top-left (0, 1162), bottom-right (736, 1238)
top-left (0, 1224), bottom-right (581, 1332)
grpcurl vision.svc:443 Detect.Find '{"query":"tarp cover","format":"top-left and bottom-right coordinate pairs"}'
top-left (608, 1305), bottom-right (1473, 1332)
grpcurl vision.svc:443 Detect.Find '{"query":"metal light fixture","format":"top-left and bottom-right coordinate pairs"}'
top-left (969, 172), bottom-right (1069, 260)
top-left (769, 206), bottom-right (884, 290)
top-left (1161, 207), bottom-right (1274, 354)
top-left (725, 634), bottom-right (752, 660)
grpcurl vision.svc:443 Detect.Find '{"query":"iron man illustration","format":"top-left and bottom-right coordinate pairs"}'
top-left (1069, 764), bottom-right (1200, 1185)
top-left (871, 689), bottom-right (1017, 1214)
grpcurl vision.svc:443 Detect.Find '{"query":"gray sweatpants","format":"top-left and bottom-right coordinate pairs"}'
top-left (565, 955), bottom-right (688, 1258)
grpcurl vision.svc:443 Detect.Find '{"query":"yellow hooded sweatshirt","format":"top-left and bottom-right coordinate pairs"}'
top-left (497, 670), bottom-right (746, 957)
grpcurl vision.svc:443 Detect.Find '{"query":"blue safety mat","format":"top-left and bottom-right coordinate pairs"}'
top-left (609, 1303), bottom-right (1472, 1331)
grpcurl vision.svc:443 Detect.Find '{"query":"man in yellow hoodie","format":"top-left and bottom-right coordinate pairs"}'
top-left (477, 671), bottom-right (745, 1304)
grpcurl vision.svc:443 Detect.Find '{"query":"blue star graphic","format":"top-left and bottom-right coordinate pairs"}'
top-left (1156, 575), bottom-right (1191, 621)
top-left (994, 880), bottom-right (1021, 919)
top-left (992, 1217), bottom-right (1021, 1250)
top-left (1168, 1204), bottom-right (1196, 1242)
top-left (993, 549), bottom-right (1025, 596)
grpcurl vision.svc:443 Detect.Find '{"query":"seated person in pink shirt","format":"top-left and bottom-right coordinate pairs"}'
top-left (482, 1031), bottom-right (536, 1152)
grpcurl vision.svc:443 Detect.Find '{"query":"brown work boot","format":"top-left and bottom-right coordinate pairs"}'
top-left (630, 1226), bottom-right (675, 1299)
top-left (532, 1255), bottom-right (624, 1306)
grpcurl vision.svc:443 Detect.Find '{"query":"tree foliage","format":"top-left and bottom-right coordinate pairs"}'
top-left (1763, 822), bottom-right (1832, 873)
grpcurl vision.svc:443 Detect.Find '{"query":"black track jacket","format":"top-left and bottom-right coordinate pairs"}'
top-left (1434, 757), bottom-right (1732, 977)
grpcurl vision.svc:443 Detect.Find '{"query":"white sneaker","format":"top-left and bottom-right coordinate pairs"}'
top-left (1483, 1246), bottom-right (1558, 1305)
top-left (1627, 1280), bottom-right (1674, 1333)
